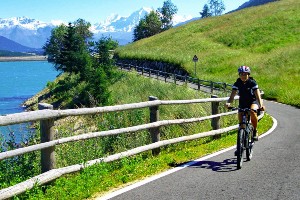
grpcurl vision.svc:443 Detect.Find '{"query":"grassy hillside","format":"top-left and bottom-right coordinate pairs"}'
top-left (116, 0), bottom-right (300, 107)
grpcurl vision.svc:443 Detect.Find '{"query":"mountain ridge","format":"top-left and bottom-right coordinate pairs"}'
top-left (232, 0), bottom-right (278, 12)
top-left (0, 7), bottom-right (190, 48)
top-left (0, 35), bottom-right (42, 53)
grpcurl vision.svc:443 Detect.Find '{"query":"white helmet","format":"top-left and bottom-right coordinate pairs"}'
top-left (238, 66), bottom-right (251, 74)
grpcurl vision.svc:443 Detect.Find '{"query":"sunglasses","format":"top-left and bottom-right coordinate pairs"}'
top-left (239, 73), bottom-right (249, 76)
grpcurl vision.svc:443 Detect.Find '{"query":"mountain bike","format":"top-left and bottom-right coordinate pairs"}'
top-left (229, 107), bottom-right (258, 169)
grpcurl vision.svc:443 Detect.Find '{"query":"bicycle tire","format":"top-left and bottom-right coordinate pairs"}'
top-left (237, 129), bottom-right (245, 169)
top-left (246, 125), bottom-right (254, 161)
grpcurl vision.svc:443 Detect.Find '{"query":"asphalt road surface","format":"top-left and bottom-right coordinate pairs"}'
top-left (98, 100), bottom-right (300, 200)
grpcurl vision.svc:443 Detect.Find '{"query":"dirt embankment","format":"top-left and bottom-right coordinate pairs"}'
top-left (0, 56), bottom-right (47, 62)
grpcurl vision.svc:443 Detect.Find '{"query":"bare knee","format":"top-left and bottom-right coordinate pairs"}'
top-left (250, 110), bottom-right (257, 117)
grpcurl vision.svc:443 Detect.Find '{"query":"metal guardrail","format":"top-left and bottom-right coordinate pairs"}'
top-left (115, 63), bottom-right (233, 94)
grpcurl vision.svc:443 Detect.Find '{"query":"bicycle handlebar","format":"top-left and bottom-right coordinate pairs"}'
top-left (227, 107), bottom-right (262, 113)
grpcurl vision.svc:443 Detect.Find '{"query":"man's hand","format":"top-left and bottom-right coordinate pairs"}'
top-left (260, 105), bottom-right (266, 111)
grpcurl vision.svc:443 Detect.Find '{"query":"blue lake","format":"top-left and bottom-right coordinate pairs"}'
top-left (0, 61), bottom-right (58, 142)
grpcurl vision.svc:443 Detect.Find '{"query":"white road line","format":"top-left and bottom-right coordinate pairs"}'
top-left (96, 116), bottom-right (278, 200)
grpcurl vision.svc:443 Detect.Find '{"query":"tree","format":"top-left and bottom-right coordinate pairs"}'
top-left (87, 66), bottom-right (110, 106)
top-left (133, 0), bottom-right (178, 42)
top-left (157, 0), bottom-right (178, 31)
top-left (208, 0), bottom-right (225, 16)
top-left (56, 23), bottom-right (89, 75)
top-left (44, 20), bottom-right (93, 76)
top-left (94, 36), bottom-right (118, 66)
top-left (43, 24), bottom-right (67, 64)
top-left (43, 19), bottom-right (116, 107)
top-left (133, 11), bottom-right (162, 41)
top-left (145, 11), bottom-right (163, 37)
top-left (200, 4), bottom-right (212, 18)
top-left (133, 19), bottom-right (147, 41)
top-left (73, 19), bottom-right (93, 42)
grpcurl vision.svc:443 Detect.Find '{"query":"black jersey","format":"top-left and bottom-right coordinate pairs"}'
top-left (232, 77), bottom-right (259, 108)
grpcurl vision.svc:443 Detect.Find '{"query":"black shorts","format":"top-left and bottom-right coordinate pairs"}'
top-left (239, 100), bottom-right (258, 109)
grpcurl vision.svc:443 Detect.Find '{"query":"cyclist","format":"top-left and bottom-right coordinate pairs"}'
top-left (225, 66), bottom-right (265, 141)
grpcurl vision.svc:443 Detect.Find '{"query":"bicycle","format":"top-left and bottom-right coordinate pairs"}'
top-left (229, 107), bottom-right (259, 169)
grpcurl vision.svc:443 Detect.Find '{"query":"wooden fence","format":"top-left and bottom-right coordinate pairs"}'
top-left (116, 63), bottom-right (233, 94)
top-left (0, 95), bottom-right (264, 199)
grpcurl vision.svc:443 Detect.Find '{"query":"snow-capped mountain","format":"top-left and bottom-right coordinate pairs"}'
top-left (92, 7), bottom-right (192, 44)
top-left (0, 17), bottom-right (56, 48)
top-left (94, 7), bottom-right (153, 33)
top-left (92, 7), bottom-right (160, 44)
top-left (0, 8), bottom-right (192, 48)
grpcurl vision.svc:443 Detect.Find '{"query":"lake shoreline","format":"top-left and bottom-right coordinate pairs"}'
top-left (0, 56), bottom-right (47, 62)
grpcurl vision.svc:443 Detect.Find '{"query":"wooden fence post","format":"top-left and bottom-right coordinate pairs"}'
top-left (223, 82), bottom-right (227, 93)
top-left (211, 95), bottom-right (221, 139)
top-left (38, 103), bottom-right (56, 173)
top-left (174, 73), bottom-right (177, 84)
top-left (149, 96), bottom-right (160, 156)
top-left (210, 81), bottom-right (214, 93)
top-left (165, 72), bottom-right (167, 82)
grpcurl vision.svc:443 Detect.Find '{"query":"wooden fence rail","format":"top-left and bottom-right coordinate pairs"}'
top-left (1, 95), bottom-right (262, 199)
top-left (0, 97), bottom-right (232, 126)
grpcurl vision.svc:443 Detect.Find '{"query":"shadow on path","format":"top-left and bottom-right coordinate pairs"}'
top-left (189, 158), bottom-right (241, 172)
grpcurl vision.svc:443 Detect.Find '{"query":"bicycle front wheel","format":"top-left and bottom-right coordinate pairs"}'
top-left (246, 125), bottom-right (254, 161)
top-left (237, 129), bottom-right (245, 169)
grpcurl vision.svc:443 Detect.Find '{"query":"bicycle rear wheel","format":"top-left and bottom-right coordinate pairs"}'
top-left (246, 125), bottom-right (254, 161)
top-left (237, 129), bottom-right (245, 169)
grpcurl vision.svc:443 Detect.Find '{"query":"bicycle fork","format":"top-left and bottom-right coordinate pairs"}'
top-left (243, 126), bottom-right (254, 149)
top-left (238, 128), bottom-right (247, 149)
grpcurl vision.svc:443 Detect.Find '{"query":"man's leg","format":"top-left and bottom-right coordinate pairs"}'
top-left (250, 104), bottom-right (259, 141)
top-left (235, 112), bottom-right (243, 156)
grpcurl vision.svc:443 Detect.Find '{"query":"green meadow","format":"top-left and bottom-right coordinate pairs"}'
top-left (116, 0), bottom-right (300, 107)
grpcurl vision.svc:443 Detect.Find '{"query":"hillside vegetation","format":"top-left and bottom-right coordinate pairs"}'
top-left (0, 50), bottom-right (32, 57)
top-left (116, 0), bottom-right (300, 107)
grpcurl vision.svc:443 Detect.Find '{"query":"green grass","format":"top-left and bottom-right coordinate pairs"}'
top-left (51, 71), bottom-right (214, 167)
top-left (115, 0), bottom-right (300, 107)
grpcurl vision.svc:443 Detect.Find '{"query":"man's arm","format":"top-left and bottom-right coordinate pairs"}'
top-left (254, 89), bottom-right (265, 110)
top-left (225, 90), bottom-right (237, 108)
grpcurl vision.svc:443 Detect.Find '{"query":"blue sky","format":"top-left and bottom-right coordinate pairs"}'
top-left (0, 0), bottom-right (249, 24)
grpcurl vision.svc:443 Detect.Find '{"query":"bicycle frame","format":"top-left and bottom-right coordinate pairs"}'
top-left (239, 108), bottom-right (253, 149)
top-left (229, 107), bottom-right (256, 169)
top-left (240, 109), bottom-right (251, 128)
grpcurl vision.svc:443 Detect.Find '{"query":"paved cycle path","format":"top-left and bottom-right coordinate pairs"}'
top-left (98, 100), bottom-right (300, 200)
